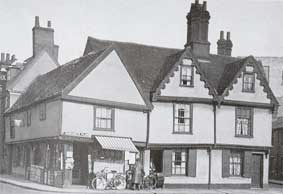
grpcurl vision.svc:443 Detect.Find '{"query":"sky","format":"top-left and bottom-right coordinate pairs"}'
top-left (0, 0), bottom-right (283, 64)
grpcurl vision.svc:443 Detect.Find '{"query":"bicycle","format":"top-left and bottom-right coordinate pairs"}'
top-left (91, 167), bottom-right (126, 190)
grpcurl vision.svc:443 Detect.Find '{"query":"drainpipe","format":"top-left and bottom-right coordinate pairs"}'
top-left (145, 111), bottom-right (150, 148)
top-left (213, 102), bottom-right (217, 147)
top-left (208, 146), bottom-right (212, 189)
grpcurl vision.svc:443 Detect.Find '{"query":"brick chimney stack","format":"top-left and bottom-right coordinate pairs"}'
top-left (217, 31), bottom-right (233, 56)
top-left (225, 32), bottom-right (233, 56)
top-left (217, 31), bottom-right (226, 55)
top-left (185, 0), bottom-right (210, 57)
top-left (32, 16), bottom-right (59, 61)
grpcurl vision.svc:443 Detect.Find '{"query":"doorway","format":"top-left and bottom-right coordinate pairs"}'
top-left (251, 154), bottom-right (263, 188)
top-left (72, 143), bottom-right (88, 185)
top-left (150, 150), bottom-right (163, 173)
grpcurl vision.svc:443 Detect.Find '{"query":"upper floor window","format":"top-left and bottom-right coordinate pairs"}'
top-left (173, 104), bottom-right (193, 134)
top-left (180, 59), bottom-right (194, 87)
top-left (281, 71), bottom-right (283, 85)
top-left (229, 151), bottom-right (243, 176)
top-left (242, 66), bottom-right (255, 93)
top-left (94, 106), bottom-right (114, 130)
top-left (263, 66), bottom-right (269, 83)
top-left (10, 117), bottom-right (15, 139)
top-left (27, 110), bottom-right (31, 127)
top-left (5, 91), bottom-right (10, 110)
top-left (172, 150), bottom-right (187, 175)
top-left (39, 103), bottom-right (46, 121)
top-left (235, 107), bottom-right (253, 137)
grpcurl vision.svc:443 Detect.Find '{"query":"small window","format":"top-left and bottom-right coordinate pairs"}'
top-left (229, 151), bottom-right (243, 176)
top-left (235, 107), bottom-right (253, 137)
top-left (243, 72), bottom-right (255, 93)
top-left (39, 103), bottom-right (46, 121)
top-left (10, 117), bottom-right (15, 139)
top-left (173, 104), bottom-right (192, 133)
top-left (263, 66), bottom-right (269, 82)
top-left (281, 71), bottom-right (283, 85)
top-left (94, 107), bottom-right (114, 130)
top-left (172, 150), bottom-right (187, 175)
top-left (27, 110), bottom-right (31, 127)
top-left (5, 91), bottom-right (10, 110)
top-left (180, 59), bottom-right (194, 87)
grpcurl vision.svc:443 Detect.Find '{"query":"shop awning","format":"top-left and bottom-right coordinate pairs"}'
top-left (94, 135), bottom-right (139, 153)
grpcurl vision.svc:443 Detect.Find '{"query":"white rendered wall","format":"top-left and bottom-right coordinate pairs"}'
top-left (211, 150), bottom-right (251, 184)
top-left (164, 149), bottom-right (209, 184)
top-left (61, 101), bottom-right (147, 143)
top-left (160, 65), bottom-right (211, 99)
top-left (225, 72), bottom-right (270, 104)
top-left (149, 102), bottom-right (214, 144)
top-left (69, 50), bottom-right (145, 106)
top-left (216, 106), bottom-right (272, 147)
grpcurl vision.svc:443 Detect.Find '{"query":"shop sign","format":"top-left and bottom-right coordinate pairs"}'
top-left (63, 131), bottom-right (91, 137)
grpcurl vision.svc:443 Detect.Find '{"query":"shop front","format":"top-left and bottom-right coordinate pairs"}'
top-left (9, 135), bottom-right (139, 189)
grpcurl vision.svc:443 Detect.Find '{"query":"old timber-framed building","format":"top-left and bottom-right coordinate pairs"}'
top-left (4, 0), bottom-right (278, 189)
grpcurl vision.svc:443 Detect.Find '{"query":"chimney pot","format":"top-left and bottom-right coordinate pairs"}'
top-left (6, 53), bottom-right (10, 62)
top-left (227, 32), bottom-right (231, 40)
top-left (11, 55), bottom-right (16, 62)
top-left (195, 0), bottom-right (199, 4)
top-left (47, 20), bottom-right (51, 28)
top-left (35, 16), bottom-right (40, 27)
top-left (203, 1), bottom-right (207, 10)
top-left (1, 53), bottom-right (4, 62)
top-left (220, 31), bottom-right (224, 40)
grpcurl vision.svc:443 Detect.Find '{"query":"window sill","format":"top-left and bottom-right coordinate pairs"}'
top-left (172, 132), bottom-right (193, 135)
top-left (235, 135), bottom-right (253, 138)
top-left (93, 128), bottom-right (114, 132)
top-left (179, 84), bottom-right (194, 88)
top-left (242, 90), bottom-right (255, 93)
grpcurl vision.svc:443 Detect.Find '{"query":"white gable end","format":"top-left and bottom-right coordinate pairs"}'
top-left (69, 50), bottom-right (146, 106)
top-left (10, 51), bottom-right (58, 92)
top-left (225, 72), bottom-right (271, 103)
top-left (160, 65), bottom-right (211, 98)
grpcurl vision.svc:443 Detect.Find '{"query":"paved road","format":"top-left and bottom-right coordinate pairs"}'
top-left (0, 182), bottom-right (282, 194)
top-left (0, 182), bottom-right (69, 194)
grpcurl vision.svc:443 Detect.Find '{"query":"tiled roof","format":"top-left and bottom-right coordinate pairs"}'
top-left (7, 50), bottom-right (105, 112)
top-left (7, 36), bottom-right (277, 113)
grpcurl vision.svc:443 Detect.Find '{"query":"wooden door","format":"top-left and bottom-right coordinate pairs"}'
top-left (251, 154), bottom-right (263, 188)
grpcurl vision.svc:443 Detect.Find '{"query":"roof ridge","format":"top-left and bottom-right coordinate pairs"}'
top-left (88, 36), bottom-right (181, 51)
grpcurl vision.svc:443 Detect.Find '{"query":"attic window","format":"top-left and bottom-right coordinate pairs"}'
top-left (180, 59), bottom-right (194, 87)
top-left (242, 66), bottom-right (255, 93)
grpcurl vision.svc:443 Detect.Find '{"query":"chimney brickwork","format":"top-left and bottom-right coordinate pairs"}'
top-left (185, 0), bottom-right (210, 57)
top-left (217, 31), bottom-right (233, 56)
top-left (32, 16), bottom-right (59, 61)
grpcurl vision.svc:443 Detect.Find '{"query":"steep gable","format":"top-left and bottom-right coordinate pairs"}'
top-left (222, 56), bottom-right (277, 105)
top-left (154, 48), bottom-right (215, 99)
top-left (7, 51), bottom-right (59, 92)
top-left (67, 50), bottom-right (146, 106)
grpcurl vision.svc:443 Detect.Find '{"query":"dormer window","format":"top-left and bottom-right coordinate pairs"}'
top-left (180, 59), bottom-right (194, 87)
top-left (242, 66), bottom-right (255, 93)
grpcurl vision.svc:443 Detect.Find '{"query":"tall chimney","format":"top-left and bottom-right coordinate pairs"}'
top-left (217, 31), bottom-right (226, 55)
top-left (225, 32), bottom-right (233, 56)
top-left (32, 16), bottom-right (59, 62)
top-left (185, 0), bottom-right (210, 57)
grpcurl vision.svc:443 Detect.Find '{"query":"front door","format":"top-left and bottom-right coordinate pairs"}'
top-left (251, 154), bottom-right (263, 188)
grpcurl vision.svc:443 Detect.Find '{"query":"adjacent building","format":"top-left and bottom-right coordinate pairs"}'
top-left (0, 16), bottom-right (60, 173)
top-left (4, 0), bottom-right (278, 189)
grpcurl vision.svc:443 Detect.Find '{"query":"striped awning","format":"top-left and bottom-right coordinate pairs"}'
top-left (94, 136), bottom-right (139, 153)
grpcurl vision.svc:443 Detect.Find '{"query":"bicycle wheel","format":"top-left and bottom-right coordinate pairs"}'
top-left (113, 175), bottom-right (126, 190)
top-left (91, 177), bottom-right (107, 190)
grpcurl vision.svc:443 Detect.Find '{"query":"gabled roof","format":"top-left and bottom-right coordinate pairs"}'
top-left (7, 49), bottom-right (105, 113)
top-left (7, 37), bottom-right (278, 113)
top-left (7, 50), bottom-right (59, 92)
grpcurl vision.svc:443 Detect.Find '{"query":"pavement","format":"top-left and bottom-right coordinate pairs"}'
top-left (0, 174), bottom-right (283, 194)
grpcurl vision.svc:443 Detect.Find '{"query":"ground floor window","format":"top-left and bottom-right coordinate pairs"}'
top-left (172, 150), bottom-right (187, 175)
top-left (229, 151), bottom-right (242, 176)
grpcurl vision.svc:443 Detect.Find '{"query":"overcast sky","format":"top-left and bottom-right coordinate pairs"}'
top-left (0, 0), bottom-right (282, 64)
